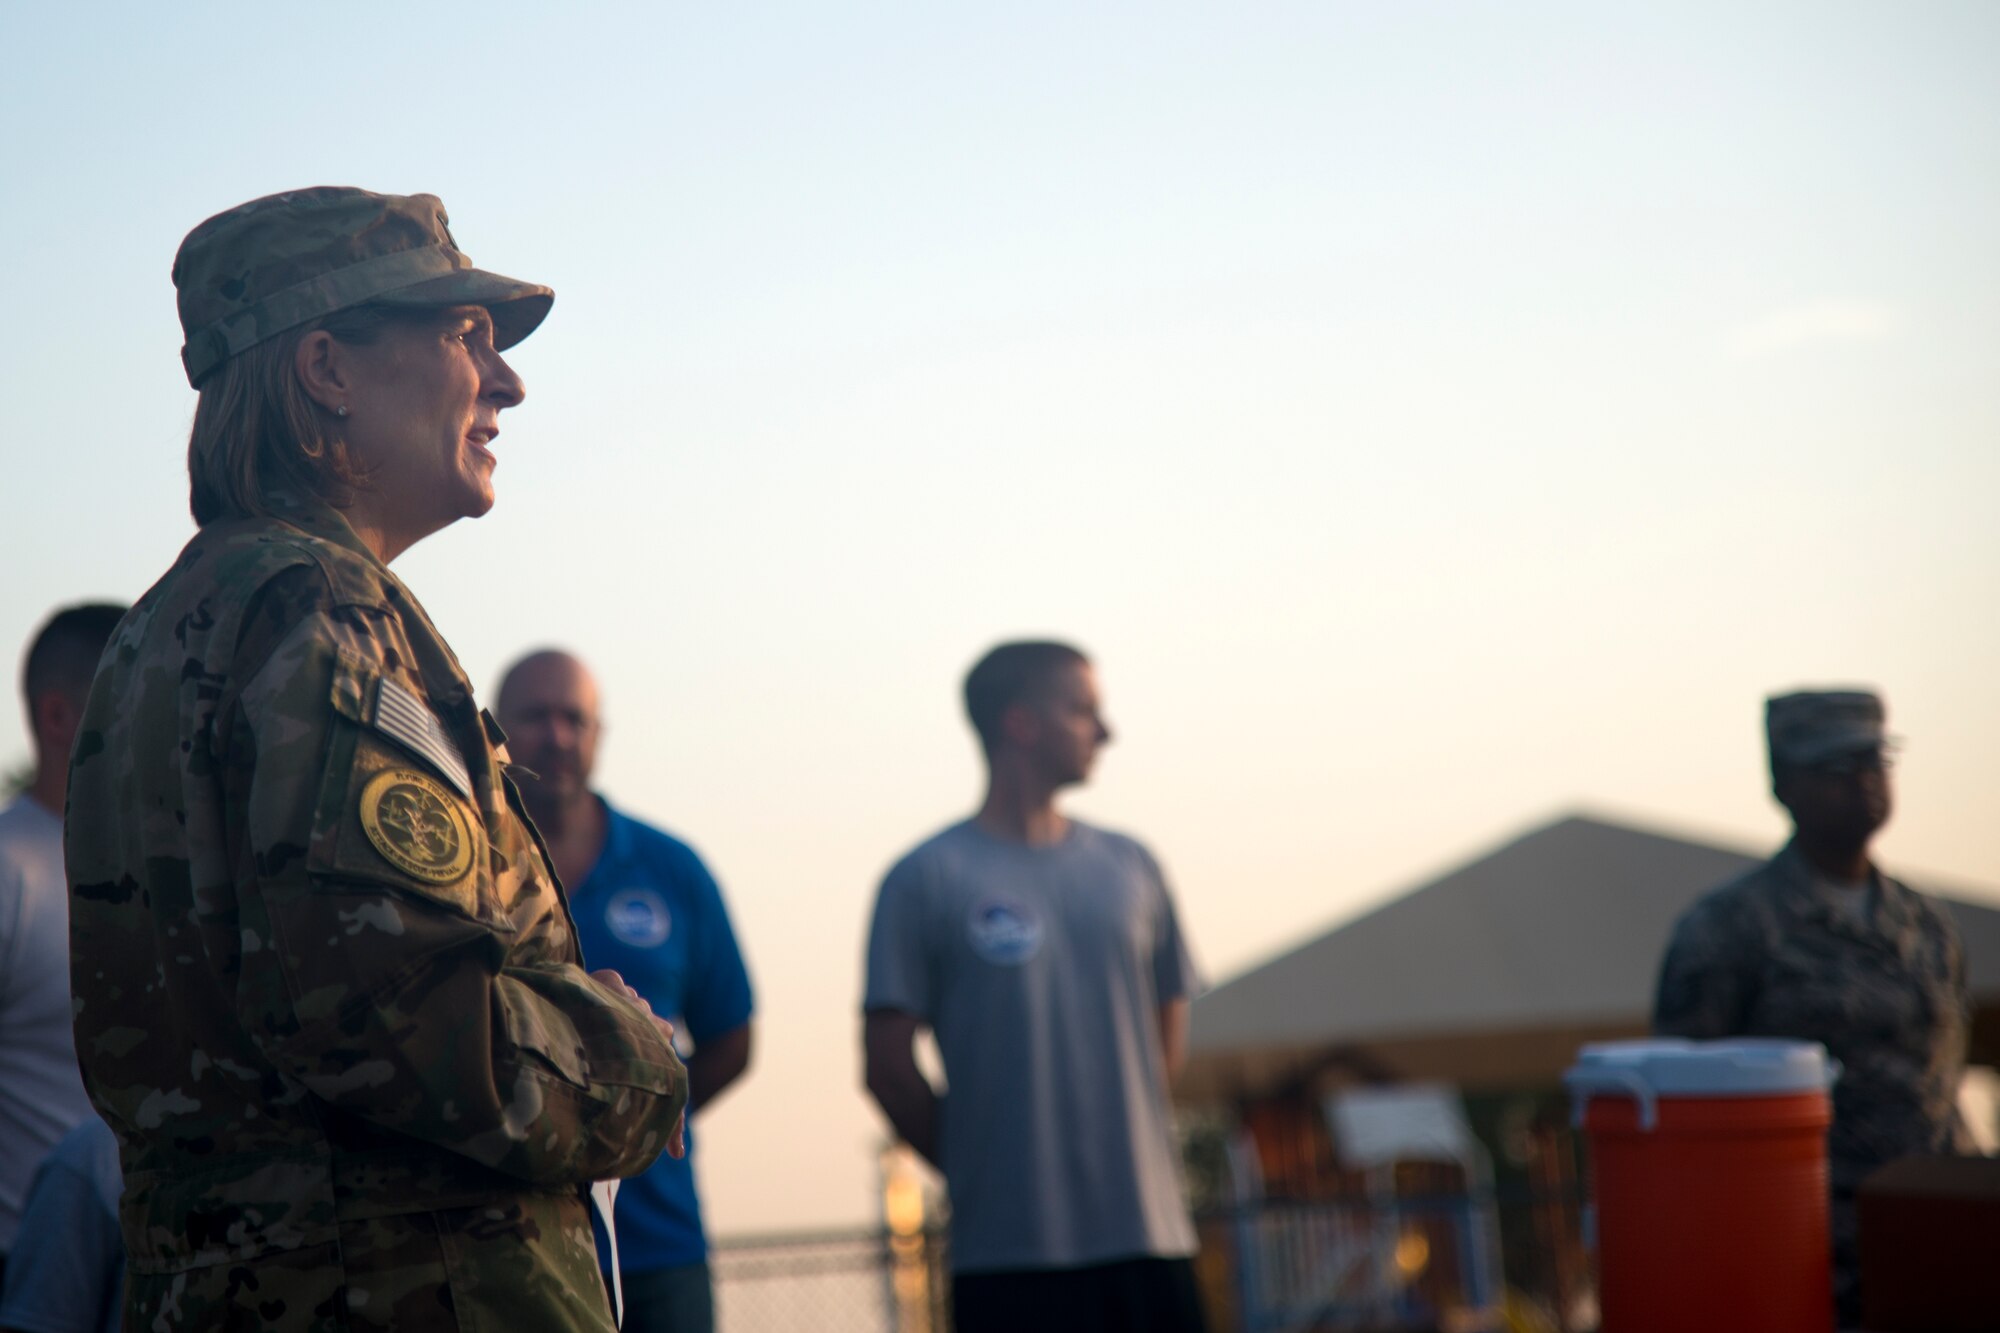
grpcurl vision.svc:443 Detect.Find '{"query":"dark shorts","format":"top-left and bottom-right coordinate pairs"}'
top-left (952, 1256), bottom-right (1208, 1333)
top-left (609, 1261), bottom-right (714, 1333)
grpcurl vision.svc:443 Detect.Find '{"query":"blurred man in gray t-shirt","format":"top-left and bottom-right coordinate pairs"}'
top-left (863, 641), bottom-right (1207, 1333)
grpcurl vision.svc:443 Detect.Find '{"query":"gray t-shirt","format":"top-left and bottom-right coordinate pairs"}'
top-left (863, 818), bottom-right (1200, 1273)
top-left (0, 795), bottom-right (95, 1254)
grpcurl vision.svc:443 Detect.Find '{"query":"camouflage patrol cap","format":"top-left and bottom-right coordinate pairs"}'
top-left (1765, 689), bottom-right (1893, 768)
top-left (173, 186), bottom-right (553, 388)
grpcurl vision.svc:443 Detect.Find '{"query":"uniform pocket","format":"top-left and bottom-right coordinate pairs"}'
top-left (494, 965), bottom-right (683, 1095)
top-left (121, 1149), bottom-right (340, 1274)
top-left (309, 654), bottom-right (511, 932)
top-left (496, 976), bottom-right (594, 1089)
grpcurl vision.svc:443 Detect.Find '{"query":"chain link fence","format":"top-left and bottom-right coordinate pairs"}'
top-left (1198, 1187), bottom-right (1592, 1333)
top-left (708, 1186), bottom-right (1587, 1333)
top-left (712, 1225), bottom-right (950, 1333)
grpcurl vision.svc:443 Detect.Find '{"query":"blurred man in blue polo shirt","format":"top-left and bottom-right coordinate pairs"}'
top-left (497, 650), bottom-right (755, 1333)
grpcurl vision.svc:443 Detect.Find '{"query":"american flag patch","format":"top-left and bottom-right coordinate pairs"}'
top-left (374, 678), bottom-right (474, 798)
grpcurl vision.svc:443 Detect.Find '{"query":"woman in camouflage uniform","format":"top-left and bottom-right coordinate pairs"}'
top-left (65, 187), bottom-right (688, 1331)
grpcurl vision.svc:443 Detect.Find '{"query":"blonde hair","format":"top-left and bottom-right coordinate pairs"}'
top-left (186, 304), bottom-right (435, 525)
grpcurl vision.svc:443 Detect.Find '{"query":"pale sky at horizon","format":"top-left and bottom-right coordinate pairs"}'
top-left (4, 2), bottom-right (1997, 1235)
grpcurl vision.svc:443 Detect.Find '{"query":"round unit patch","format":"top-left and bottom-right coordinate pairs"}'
top-left (359, 768), bottom-right (474, 887)
top-left (967, 896), bottom-right (1042, 965)
top-left (605, 888), bottom-right (673, 948)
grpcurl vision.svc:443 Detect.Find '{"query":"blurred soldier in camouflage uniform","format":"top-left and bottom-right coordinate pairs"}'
top-left (1653, 689), bottom-right (1969, 1328)
top-left (66, 187), bottom-right (689, 1331)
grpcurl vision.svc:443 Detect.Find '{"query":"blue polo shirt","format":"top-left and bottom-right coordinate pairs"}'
top-left (573, 798), bottom-right (753, 1272)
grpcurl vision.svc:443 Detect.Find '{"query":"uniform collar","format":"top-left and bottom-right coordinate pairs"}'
top-left (1773, 839), bottom-right (1923, 961)
top-left (253, 491), bottom-right (477, 716)
top-left (259, 490), bottom-right (387, 569)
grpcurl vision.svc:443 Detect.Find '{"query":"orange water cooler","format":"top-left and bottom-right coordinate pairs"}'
top-left (1564, 1040), bottom-right (1837, 1333)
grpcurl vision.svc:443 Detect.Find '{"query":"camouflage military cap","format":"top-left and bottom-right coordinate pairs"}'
top-left (174, 186), bottom-right (553, 388)
top-left (1766, 688), bottom-right (1893, 767)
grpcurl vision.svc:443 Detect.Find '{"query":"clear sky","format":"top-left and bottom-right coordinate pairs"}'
top-left (4, 2), bottom-right (1997, 1235)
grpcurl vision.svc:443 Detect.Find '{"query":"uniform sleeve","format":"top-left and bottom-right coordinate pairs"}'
top-left (1936, 901), bottom-right (1974, 1052)
top-left (677, 845), bottom-right (753, 1044)
top-left (1946, 906), bottom-right (1972, 1021)
top-left (227, 581), bottom-right (684, 1188)
top-left (862, 855), bottom-right (932, 1019)
top-left (1137, 842), bottom-right (1200, 1003)
top-left (1652, 896), bottom-right (1756, 1039)
top-left (1940, 907), bottom-right (1977, 1151)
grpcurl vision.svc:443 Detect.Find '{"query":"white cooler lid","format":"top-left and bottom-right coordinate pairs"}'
top-left (1564, 1039), bottom-right (1837, 1130)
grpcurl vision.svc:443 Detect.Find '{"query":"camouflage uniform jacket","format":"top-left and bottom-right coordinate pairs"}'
top-left (66, 497), bottom-right (687, 1330)
top-left (1652, 840), bottom-right (1970, 1191)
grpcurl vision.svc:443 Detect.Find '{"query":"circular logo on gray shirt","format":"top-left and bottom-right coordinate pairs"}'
top-left (606, 888), bottom-right (673, 948)
top-left (968, 896), bottom-right (1042, 965)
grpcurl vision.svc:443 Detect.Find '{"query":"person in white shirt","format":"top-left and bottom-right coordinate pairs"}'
top-left (0, 602), bottom-right (125, 1282)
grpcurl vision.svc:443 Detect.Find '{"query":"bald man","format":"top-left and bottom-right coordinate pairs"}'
top-left (496, 650), bottom-right (754, 1333)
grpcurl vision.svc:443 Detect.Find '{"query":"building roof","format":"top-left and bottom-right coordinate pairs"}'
top-left (1183, 812), bottom-right (2000, 1100)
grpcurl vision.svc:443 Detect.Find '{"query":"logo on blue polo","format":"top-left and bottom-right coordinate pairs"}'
top-left (968, 896), bottom-right (1041, 965)
top-left (605, 888), bottom-right (672, 948)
